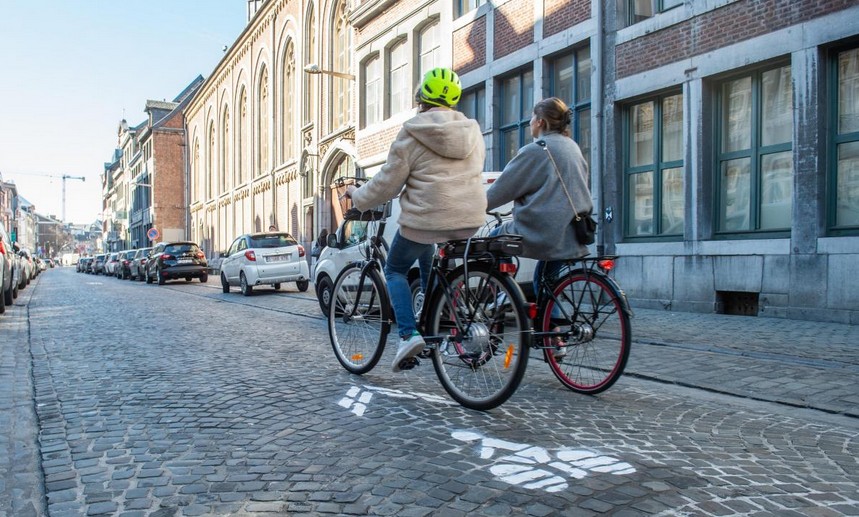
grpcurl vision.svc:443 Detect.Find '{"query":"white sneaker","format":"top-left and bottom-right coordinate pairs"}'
top-left (392, 332), bottom-right (426, 372)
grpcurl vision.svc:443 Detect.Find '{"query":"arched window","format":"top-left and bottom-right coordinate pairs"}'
top-left (238, 88), bottom-right (247, 185)
top-left (192, 137), bottom-right (200, 201)
top-left (221, 107), bottom-right (230, 193)
top-left (418, 22), bottom-right (440, 80)
top-left (258, 67), bottom-right (269, 176)
top-left (331, 1), bottom-right (351, 128)
top-left (363, 54), bottom-right (382, 127)
top-left (389, 40), bottom-right (409, 116)
top-left (282, 40), bottom-right (296, 161)
top-left (207, 121), bottom-right (216, 199)
top-left (303, 3), bottom-right (316, 125)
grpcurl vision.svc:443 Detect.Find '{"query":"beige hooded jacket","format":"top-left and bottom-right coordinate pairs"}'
top-left (351, 109), bottom-right (487, 244)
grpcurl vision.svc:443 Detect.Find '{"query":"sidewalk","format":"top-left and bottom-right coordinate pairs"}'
top-left (622, 308), bottom-right (859, 418)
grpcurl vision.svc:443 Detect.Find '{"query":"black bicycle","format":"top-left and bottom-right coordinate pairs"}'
top-left (327, 178), bottom-right (533, 411)
top-left (485, 211), bottom-right (633, 394)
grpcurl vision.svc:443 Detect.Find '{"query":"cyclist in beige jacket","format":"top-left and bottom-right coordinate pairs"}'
top-left (345, 67), bottom-right (486, 372)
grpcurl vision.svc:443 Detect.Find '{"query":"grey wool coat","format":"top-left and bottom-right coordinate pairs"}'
top-left (486, 132), bottom-right (592, 261)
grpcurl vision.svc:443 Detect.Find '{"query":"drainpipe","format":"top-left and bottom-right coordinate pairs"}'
top-left (593, 0), bottom-right (605, 256)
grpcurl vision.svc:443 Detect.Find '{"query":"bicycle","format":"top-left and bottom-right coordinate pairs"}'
top-left (327, 177), bottom-right (533, 411)
top-left (484, 210), bottom-right (633, 394)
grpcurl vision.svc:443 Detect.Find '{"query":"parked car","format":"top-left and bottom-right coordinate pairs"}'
top-left (92, 254), bottom-right (107, 274)
top-left (0, 221), bottom-right (15, 313)
top-left (130, 247), bottom-right (152, 281)
top-left (145, 241), bottom-right (208, 285)
top-left (116, 250), bottom-right (137, 279)
top-left (104, 253), bottom-right (121, 276)
top-left (220, 232), bottom-right (310, 295)
top-left (77, 257), bottom-right (92, 273)
top-left (35, 257), bottom-right (46, 272)
top-left (17, 248), bottom-right (34, 283)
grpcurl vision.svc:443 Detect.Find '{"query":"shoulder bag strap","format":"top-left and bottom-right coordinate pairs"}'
top-left (539, 141), bottom-right (583, 219)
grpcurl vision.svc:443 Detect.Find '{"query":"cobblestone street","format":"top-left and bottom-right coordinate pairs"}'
top-left (1, 268), bottom-right (858, 516)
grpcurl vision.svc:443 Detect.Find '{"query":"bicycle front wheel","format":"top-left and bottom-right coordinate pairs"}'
top-left (539, 271), bottom-right (631, 394)
top-left (328, 264), bottom-right (391, 374)
top-left (427, 264), bottom-right (530, 411)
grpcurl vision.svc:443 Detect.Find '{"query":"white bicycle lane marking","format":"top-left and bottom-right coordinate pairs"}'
top-left (338, 385), bottom-right (636, 492)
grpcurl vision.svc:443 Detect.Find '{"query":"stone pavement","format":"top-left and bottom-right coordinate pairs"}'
top-left (1, 270), bottom-right (857, 517)
top-left (622, 308), bottom-right (859, 418)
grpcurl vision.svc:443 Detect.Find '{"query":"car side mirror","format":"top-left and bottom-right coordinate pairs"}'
top-left (219, 251), bottom-right (227, 258)
top-left (327, 234), bottom-right (339, 249)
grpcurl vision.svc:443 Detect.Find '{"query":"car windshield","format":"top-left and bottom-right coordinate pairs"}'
top-left (165, 244), bottom-right (200, 254)
top-left (248, 234), bottom-right (298, 248)
top-left (125, 252), bottom-right (136, 259)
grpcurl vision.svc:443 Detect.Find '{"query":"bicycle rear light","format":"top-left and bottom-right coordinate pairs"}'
top-left (598, 259), bottom-right (615, 271)
top-left (499, 263), bottom-right (517, 274)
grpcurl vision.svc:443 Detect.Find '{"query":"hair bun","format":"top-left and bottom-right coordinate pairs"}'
top-left (564, 108), bottom-right (573, 125)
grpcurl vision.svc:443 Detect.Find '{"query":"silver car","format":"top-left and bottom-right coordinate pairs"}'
top-left (220, 232), bottom-right (310, 295)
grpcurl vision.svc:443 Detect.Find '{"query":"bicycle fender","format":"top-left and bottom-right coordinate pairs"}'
top-left (567, 268), bottom-right (634, 318)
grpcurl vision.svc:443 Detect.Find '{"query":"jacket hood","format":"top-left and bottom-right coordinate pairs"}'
top-left (403, 110), bottom-right (481, 160)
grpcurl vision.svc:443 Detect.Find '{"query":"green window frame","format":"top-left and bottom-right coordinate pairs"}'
top-left (624, 91), bottom-right (685, 239)
top-left (459, 86), bottom-right (486, 131)
top-left (549, 46), bottom-right (592, 166)
top-left (625, 0), bottom-right (683, 26)
top-left (830, 45), bottom-right (859, 234)
top-left (715, 63), bottom-right (793, 236)
top-left (498, 69), bottom-right (534, 169)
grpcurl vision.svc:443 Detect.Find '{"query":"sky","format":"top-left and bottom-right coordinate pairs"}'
top-left (0, 1), bottom-right (247, 225)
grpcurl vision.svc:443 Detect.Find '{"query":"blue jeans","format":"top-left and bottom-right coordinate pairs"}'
top-left (384, 231), bottom-right (433, 338)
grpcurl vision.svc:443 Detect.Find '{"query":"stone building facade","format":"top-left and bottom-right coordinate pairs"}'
top-left (185, 0), bottom-right (361, 257)
top-left (185, 0), bottom-right (857, 322)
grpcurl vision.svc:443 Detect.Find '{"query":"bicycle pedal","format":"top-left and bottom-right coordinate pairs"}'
top-left (399, 357), bottom-right (420, 370)
top-left (416, 349), bottom-right (432, 359)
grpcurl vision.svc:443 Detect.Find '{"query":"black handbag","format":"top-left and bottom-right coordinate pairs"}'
top-left (541, 142), bottom-right (597, 245)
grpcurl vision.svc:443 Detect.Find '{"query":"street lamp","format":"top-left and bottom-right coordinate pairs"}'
top-left (303, 64), bottom-right (355, 81)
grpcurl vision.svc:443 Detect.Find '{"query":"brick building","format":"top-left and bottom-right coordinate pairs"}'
top-left (186, 0), bottom-right (857, 322)
top-left (103, 78), bottom-right (201, 251)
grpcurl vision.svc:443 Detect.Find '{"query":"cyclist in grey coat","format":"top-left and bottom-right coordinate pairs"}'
top-left (486, 97), bottom-right (592, 291)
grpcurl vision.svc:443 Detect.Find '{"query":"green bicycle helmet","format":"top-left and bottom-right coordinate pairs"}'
top-left (418, 67), bottom-right (462, 108)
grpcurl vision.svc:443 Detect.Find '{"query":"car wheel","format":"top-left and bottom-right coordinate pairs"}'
top-left (157, 269), bottom-right (165, 285)
top-left (185, 276), bottom-right (192, 282)
top-left (316, 276), bottom-right (333, 317)
top-left (12, 282), bottom-right (18, 300)
top-left (296, 279), bottom-right (309, 292)
top-left (3, 283), bottom-right (12, 306)
top-left (221, 273), bottom-right (230, 293)
top-left (240, 272), bottom-right (253, 296)
top-left (146, 270), bottom-right (153, 284)
top-left (273, 283), bottom-right (281, 290)
top-left (200, 273), bottom-right (208, 283)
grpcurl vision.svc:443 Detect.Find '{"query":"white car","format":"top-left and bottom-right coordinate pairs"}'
top-left (313, 173), bottom-right (539, 316)
top-left (220, 232), bottom-right (310, 295)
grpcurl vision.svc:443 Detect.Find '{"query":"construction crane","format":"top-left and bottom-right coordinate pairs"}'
top-left (1, 171), bottom-right (86, 223)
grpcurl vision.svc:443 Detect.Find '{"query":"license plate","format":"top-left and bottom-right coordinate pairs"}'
top-left (266, 254), bottom-right (290, 263)
top-left (177, 259), bottom-right (193, 264)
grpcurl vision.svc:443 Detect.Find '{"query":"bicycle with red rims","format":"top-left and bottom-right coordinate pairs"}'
top-left (486, 211), bottom-right (633, 394)
top-left (326, 177), bottom-right (533, 411)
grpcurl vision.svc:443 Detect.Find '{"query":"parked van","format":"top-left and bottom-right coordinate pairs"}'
top-left (313, 173), bottom-right (538, 316)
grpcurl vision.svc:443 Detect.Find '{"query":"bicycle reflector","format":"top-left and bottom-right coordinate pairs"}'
top-left (598, 259), bottom-right (615, 271)
top-left (527, 303), bottom-right (538, 320)
top-left (499, 262), bottom-right (517, 274)
top-left (504, 344), bottom-right (514, 368)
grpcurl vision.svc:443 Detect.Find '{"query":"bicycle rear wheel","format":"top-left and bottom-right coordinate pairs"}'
top-left (328, 264), bottom-right (391, 374)
top-left (539, 271), bottom-right (631, 394)
top-left (427, 264), bottom-right (530, 411)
